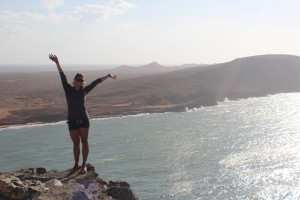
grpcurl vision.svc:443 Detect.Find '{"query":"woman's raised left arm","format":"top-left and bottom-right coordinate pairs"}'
top-left (100, 74), bottom-right (117, 82)
top-left (85, 74), bottom-right (117, 94)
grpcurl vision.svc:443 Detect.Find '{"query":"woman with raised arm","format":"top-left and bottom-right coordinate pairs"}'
top-left (49, 54), bottom-right (117, 173)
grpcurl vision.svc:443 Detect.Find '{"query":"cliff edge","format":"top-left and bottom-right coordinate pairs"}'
top-left (0, 164), bottom-right (139, 200)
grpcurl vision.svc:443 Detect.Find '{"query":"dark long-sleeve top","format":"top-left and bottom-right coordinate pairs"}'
top-left (59, 72), bottom-right (102, 120)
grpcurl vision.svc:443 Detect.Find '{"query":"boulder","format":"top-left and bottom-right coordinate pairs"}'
top-left (0, 164), bottom-right (138, 200)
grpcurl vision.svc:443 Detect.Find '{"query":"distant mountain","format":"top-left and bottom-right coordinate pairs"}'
top-left (78, 62), bottom-right (205, 81)
top-left (110, 62), bottom-right (205, 77)
top-left (113, 62), bottom-right (165, 74)
top-left (175, 63), bottom-right (200, 69)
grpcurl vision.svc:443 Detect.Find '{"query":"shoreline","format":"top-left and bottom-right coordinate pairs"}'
top-left (0, 112), bottom-right (164, 130)
top-left (0, 103), bottom-right (190, 130)
top-left (0, 121), bottom-right (66, 130)
top-left (0, 107), bottom-right (194, 130)
top-left (1, 92), bottom-right (296, 130)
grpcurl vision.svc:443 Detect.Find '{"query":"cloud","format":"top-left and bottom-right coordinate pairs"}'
top-left (0, 10), bottom-right (72, 36)
top-left (108, 0), bottom-right (137, 10)
top-left (0, 0), bottom-right (137, 36)
top-left (0, 10), bottom-right (73, 25)
top-left (41, 0), bottom-right (64, 10)
top-left (0, 0), bottom-right (136, 24)
top-left (72, 0), bottom-right (137, 21)
top-left (122, 23), bottom-right (139, 29)
top-left (0, 10), bottom-right (46, 24)
top-left (0, 24), bottom-right (36, 39)
top-left (72, 0), bottom-right (136, 21)
top-left (46, 12), bottom-right (74, 23)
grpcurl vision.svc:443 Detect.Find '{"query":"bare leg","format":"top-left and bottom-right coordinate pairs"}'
top-left (69, 130), bottom-right (81, 170)
top-left (79, 128), bottom-right (89, 172)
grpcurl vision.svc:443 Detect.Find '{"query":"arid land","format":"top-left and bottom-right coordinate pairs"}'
top-left (1, 54), bottom-right (300, 127)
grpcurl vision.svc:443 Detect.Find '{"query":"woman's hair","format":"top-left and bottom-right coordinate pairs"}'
top-left (73, 73), bottom-right (86, 89)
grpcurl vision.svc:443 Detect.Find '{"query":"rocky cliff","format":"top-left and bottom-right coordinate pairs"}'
top-left (0, 164), bottom-right (139, 200)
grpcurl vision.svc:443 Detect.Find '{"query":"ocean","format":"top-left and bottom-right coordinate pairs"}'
top-left (0, 93), bottom-right (299, 200)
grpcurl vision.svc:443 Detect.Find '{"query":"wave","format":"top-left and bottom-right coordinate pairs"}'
top-left (0, 121), bottom-right (67, 132)
top-left (183, 106), bottom-right (203, 113)
top-left (183, 93), bottom-right (300, 113)
top-left (91, 113), bottom-right (151, 121)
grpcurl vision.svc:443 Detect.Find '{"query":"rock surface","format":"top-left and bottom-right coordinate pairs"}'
top-left (0, 164), bottom-right (139, 200)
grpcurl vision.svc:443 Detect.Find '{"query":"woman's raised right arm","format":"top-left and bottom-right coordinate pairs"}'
top-left (49, 54), bottom-right (70, 89)
top-left (49, 54), bottom-right (63, 73)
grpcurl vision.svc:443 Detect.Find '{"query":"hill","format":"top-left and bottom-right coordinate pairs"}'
top-left (83, 54), bottom-right (300, 115)
top-left (107, 62), bottom-right (202, 79)
top-left (1, 54), bottom-right (300, 126)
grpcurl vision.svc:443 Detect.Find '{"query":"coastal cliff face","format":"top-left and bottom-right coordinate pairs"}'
top-left (0, 164), bottom-right (139, 200)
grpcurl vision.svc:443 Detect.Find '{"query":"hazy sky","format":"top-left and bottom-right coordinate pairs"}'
top-left (1, 0), bottom-right (300, 66)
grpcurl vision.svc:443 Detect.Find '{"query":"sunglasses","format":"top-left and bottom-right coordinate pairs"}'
top-left (75, 78), bottom-right (84, 82)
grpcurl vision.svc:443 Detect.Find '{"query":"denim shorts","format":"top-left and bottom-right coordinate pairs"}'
top-left (67, 119), bottom-right (90, 131)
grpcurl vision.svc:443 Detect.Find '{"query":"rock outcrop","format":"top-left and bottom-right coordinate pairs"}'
top-left (0, 164), bottom-right (139, 200)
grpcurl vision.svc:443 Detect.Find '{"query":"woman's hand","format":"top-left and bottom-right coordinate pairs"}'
top-left (49, 54), bottom-right (59, 63)
top-left (49, 54), bottom-right (63, 72)
top-left (108, 74), bottom-right (117, 79)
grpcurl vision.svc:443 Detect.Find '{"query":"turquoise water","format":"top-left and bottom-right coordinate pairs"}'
top-left (0, 93), bottom-right (299, 199)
